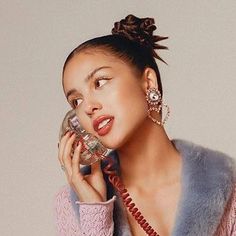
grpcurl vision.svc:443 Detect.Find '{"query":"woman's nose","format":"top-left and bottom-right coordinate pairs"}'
top-left (84, 100), bottom-right (102, 117)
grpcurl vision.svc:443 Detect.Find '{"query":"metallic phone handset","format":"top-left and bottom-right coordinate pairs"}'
top-left (59, 110), bottom-right (160, 236)
top-left (59, 109), bottom-right (112, 165)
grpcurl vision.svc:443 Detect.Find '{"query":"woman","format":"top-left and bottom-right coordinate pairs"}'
top-left (55, 14), bottom-right (236, 236)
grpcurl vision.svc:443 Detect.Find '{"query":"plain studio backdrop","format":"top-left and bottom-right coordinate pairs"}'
top-left (0, 1), bottom-right (235, 235)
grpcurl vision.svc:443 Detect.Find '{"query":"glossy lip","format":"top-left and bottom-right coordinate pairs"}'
top-left (93, 115), bottom-right (114, 132)
top-left (97, 118), bottom-right (114, 136)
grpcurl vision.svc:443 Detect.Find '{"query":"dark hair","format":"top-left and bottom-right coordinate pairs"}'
top-left (63, 14), bottom-right (168, 98)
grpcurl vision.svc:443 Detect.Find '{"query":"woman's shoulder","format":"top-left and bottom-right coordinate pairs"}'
top-left (171, 139), bottom-right (236, 235)
top-left (175, 138), bottom-right (236, 186)
top-left (173, 138), bottom-right (236, 171)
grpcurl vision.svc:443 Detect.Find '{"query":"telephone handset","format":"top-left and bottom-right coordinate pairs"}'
top-left (59, 110), bottom-right (160, 236)
top-left (59, 109), bottom-right (113, 165)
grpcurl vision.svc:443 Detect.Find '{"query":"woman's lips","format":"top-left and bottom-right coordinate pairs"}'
top-left (96, 118), bottom-right (114, 136)
top-left (93, 115), bottom-right (114, 131)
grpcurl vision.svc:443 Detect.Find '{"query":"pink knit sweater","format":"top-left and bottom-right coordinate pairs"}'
top-left (54, 184), bottom-right (236, 236)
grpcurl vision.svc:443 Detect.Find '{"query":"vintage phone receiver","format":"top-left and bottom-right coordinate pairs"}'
top-left (59, 109), bottom-right (113, 165)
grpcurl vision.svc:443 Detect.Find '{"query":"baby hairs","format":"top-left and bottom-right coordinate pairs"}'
top-left (63, 14), bottom-right (168, 98)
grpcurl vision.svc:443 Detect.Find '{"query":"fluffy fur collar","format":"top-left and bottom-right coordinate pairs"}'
top-left (70, 138), bottom-right (236, 236)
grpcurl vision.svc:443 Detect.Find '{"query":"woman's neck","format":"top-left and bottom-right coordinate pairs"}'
top-left (117, 119), bottom-right (182, 192)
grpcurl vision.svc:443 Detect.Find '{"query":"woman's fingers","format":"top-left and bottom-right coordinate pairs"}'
top-left (62, 132), bottom-right (77, 177)
top-left (71, 141), bottom-right (83, 181)
top-left (71, 142), bottom-right (98, 201)
top-left (57, 130), bottom-right (71, 166)
top-left (58, 132), bottom-right (107, 202)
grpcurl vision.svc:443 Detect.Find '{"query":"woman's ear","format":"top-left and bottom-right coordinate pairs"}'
top-left (141, 67), bottom-right (159, 93)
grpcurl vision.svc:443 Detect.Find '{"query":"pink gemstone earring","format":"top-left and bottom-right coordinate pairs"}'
top-left (146, 87), bottom-right (170, 126)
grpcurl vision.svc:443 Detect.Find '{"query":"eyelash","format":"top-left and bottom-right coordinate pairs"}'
top-left (70, 77), bottom-right (110, 109)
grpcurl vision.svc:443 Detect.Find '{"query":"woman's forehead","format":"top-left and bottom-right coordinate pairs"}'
top-left (64, 51), bottom-right (129, 78)
top-left (62, 51), bottom-right (133, 92)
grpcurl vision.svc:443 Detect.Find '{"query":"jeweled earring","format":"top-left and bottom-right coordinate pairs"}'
top-left (146, 87), bottom-right (170, 126)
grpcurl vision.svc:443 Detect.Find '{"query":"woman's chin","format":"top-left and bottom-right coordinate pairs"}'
top-left (102, 141), bottom-right (120, 150)
top-left (99, 136), bottom-right (124, 150)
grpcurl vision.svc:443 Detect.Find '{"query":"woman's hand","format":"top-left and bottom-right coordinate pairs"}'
top-left (58, 131), bottom-right (107, 202)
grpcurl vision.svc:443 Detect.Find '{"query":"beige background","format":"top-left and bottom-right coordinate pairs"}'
top-left (0, 0), bottom-right (235, 235)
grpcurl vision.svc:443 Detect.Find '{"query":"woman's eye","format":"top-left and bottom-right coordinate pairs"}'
top-left (94, 78), bottom-right (108, 88)
top-left (71, 98), bottom-right (83, 108)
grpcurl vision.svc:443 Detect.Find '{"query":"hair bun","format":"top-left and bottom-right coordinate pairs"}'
top-left (112, 14), bottom-right (168, 64)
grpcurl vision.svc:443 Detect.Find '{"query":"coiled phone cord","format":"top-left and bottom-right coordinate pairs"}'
top-left (102, 155), bottom-right (160, 236)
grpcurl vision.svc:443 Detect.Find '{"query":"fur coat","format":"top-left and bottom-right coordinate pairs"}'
top-left (65, 138), bottom-right (236, 235)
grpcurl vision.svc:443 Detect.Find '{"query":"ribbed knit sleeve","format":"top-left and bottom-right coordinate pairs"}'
top-left (54, 185), bottom-right (116, 236)
top-left (214, 184), bottom-right (236, 235)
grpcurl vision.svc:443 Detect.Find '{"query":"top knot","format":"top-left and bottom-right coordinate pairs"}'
top-left (112, 14), bottom-right (168, 64)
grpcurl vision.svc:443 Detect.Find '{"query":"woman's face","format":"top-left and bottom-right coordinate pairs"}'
top-left (63, 50), bottom-right (149, 149)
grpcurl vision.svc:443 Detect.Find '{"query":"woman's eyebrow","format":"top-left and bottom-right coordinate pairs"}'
top-left (66, 66), bottom-right (111, 99)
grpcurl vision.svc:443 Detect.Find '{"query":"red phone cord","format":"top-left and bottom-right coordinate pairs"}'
top-left (101, 155), bottom-right (160, 236)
